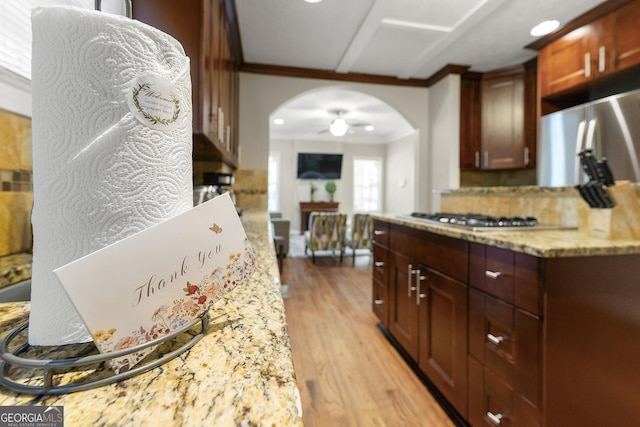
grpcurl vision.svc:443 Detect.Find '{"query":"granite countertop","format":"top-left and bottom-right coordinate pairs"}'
top-left (375, 214), bottom-right (640, 258)
top-left (0, 253), bottom-right (32, 290)
top-left (0, 210), bottom-right (303, 426)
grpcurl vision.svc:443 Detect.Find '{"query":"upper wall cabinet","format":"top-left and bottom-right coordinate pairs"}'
top-left (133, 0), bottom-right (239, 168)
top-left (538, 0), bottom-right (640, 98)
top-left (460, 64), bottom-right (536, 170)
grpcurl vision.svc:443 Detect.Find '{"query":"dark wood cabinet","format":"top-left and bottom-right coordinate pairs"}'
top-left (418, 267), bottom-right (468, 416)
top-left (467, 242), bottom-right (542, 426)
top-left (374, 219), bottom-right (640, 426)
top-left (388, 250), bottom-right (419, 359)
top-left (372, 220), bottom-right (390, 326)
top-left (133, 0), bottom-right (239, 167)
top-left (460, 73), bottom-right (482, 170)
top-left (460, 65), bottom-right (536, 170)
top-left (382, 223), bottom-right (469, 416)
top-left (538, 0), bottom-right (640, 98)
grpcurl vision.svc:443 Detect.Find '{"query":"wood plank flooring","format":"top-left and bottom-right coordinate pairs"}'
top-left (281, 253), bottom-right (455, 427)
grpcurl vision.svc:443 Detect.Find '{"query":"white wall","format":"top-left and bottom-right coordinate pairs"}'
top-left (428, 74), bottom-right (461, 211)
top-left (385, 131), bottom-right (416, 214)
top-left (238, 73), bottom-right (433, 209)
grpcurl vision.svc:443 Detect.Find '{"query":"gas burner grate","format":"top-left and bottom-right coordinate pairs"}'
top-left (408, 212), bottom-right (539, 229)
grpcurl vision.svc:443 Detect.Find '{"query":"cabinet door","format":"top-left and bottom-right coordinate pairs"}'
top-left (481, 73), bottom-right (525, 169)
top-left (418, 267), bottom-right (468, 417)
top-left (539, 20), bottom-right (603, 97)
top-left (388, 251), bottom-right (419, 360)
top-left (460, 74), bottom-right (482, 170)
top-left (133, 0), bottom-right (206, 133)
top-left (611, 1), bottom-right (640, 72)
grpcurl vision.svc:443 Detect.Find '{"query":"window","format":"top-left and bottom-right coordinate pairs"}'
top-left (0, 1), bottom-right (105, 83)
top-left (353, 157), bottom-right (382, 212)
top-left (268, 152), bottom-right (280, 212)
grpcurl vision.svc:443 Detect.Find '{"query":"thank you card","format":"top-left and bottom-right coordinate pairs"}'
top-left (54, 193), bottom-right (256, 373)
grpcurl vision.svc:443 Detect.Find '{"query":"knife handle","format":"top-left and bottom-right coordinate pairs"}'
top-left (598, 158), bottom-right (615, 186)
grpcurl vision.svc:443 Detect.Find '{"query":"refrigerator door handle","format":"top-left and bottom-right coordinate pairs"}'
top-left (586, 118), bottom-right (598, 152)
top-left (575, 120), bottom-right (587, 183)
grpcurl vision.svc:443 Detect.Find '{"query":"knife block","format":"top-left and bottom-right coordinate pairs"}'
top-left (588, 181), bottom-right (640, 240)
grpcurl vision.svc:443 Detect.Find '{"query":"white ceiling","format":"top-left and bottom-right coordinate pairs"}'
top-left (235, 0), bottom-right (606, 142)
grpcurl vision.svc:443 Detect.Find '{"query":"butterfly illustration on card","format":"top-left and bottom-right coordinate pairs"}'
top-left (209, 223), bottom-right (222, 233)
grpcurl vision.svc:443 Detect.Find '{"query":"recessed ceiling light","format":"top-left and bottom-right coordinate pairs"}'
top-left (530, 20), bottom-right (560, 37)
top-left (273, 118), bottom-right (284, 125)
top-left (304, 0), bottom-right (322, 3)
top-left (365, 125), bottom-right (375, 132)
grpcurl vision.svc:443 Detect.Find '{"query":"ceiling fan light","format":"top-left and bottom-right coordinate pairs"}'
top-left (329, 118), bottom-right (348, 136)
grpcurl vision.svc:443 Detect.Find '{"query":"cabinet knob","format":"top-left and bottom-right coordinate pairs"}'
top-left (374, 230), bottom-right (386, 235)
top-left (485, 270), bottom-right (501, 279)
top-left (374, 261), bottom-right (385, 267)
top-left (374, 299), bottom-right (384, 305)
top-left (486, 412), bottom-right (505, 425)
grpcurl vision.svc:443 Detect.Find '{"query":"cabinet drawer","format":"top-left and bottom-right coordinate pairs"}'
top-left (470, 243), bottom-right (541, 315)
top-left (415, 232), bottom-right (468, 283)
top-left (372, 243), bottom-right (388, 284)
top-left (372, 278), bottom-right (388, 327)
top-left (468, 358), bottom-right (541, 427)
top-left (372, 219), bottom-right (390, 247)
top-left (469, 289), bottom-right (542, 407)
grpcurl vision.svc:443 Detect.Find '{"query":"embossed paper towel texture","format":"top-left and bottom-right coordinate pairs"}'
top-left (29, 6), bottom-right (193, 345)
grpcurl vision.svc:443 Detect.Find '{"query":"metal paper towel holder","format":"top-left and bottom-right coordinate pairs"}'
top-left (95, 0), bottom-right (132, 18)
top-left (0, 312), bottom-right (210, 395)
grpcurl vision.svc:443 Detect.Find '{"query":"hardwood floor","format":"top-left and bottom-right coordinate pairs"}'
top-left (281, 253), bottom-right (455, 427)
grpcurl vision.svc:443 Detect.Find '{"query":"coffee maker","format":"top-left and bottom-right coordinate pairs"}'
top-left (193, 172), bottom-right (235, 206)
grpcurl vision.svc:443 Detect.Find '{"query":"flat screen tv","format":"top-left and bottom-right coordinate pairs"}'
top-left (297, 153), bottom-right (343, 179)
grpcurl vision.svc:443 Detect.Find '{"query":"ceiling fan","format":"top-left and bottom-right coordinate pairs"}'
top-left (320, 111), bottom-right (371, 136)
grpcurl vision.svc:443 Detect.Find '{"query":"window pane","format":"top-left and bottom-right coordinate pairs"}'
top-left (353, 158), bottom-right (382, 212)
top-left (0, 1), bottom-right (93, 81)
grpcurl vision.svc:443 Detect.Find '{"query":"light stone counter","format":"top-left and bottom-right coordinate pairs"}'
top-left (0, 210), bottom-right (303, 426)
top-left (375, 214), bottom-right (640, 258)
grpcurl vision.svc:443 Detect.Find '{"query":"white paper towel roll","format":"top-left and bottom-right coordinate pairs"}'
top-left (29, 6), bottom-right (193, 345)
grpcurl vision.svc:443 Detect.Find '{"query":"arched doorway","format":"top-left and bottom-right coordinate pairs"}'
top-left (267, 86), bottom-right (417, 232)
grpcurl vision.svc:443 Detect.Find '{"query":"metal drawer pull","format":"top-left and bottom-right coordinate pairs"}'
top-left (373, 230), bottom-right (386, 235)
top-left (416, 275), bottom-right (426, 305)
top-left (485, 270), bottom-right (501, 279)
top-left (407, 265), bottom-right (418, 297)
top-left (487, 412), bottom-right (504, 425)
top-left (487, 333), bottom-right (506, 345)
top-left (374, 299), bottom-right (384, 305)
top-left (374, 261), bottom-right (384, 267)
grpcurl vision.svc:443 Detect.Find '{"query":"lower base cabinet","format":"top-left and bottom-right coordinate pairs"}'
top-left (385, 224), bottom-right (469, 418)
top-left (468, 357), bottom-right (540, 427)
top-left (418, 268), bottom-right (468, 417)
top-left (373, 220), bottom-right (640, 426)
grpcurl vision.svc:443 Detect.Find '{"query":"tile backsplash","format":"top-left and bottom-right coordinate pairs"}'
top-left (0, 109), bottom-right (33, 257)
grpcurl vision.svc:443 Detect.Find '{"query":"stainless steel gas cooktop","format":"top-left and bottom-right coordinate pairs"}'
top-left (400, 212), bottom-right (570, 232)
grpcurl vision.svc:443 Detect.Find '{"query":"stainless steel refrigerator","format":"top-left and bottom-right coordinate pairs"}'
top-left (538, 88), bottom-right (640, 186)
